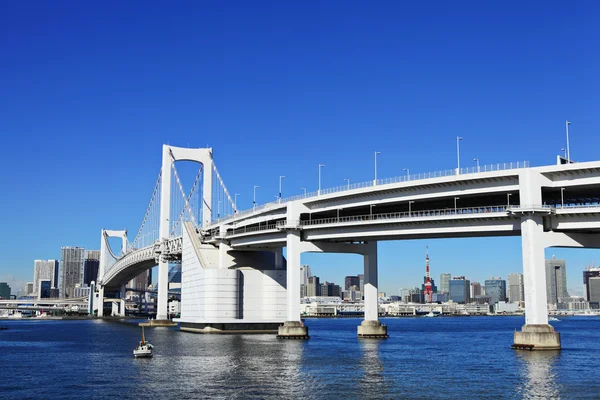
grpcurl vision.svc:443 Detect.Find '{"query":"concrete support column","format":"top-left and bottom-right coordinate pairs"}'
top-left (120, 299), bottom-right (126, 317)
top-left (156, 259), bottom-right (169, 320)
top-left (358, 241), bottom-right (388, 338)
top-left (97, 286), bottom-right (104, 317)
top-left (513, 214), bottom-right (560, 350)
top-left (274, 247), bottom-right (284, 270)
top-left (277, 230), bottom-right (309, 339)
top-left (218, 241), bottom-right (231, 269)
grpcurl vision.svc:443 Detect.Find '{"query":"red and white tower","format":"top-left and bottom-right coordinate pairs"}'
top-left (424, 246), bottom-right (433, 303)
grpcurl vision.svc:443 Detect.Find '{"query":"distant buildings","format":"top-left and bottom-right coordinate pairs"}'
top-left (24, 282), bottom-right (34, 296)
top-left (33, 260), bottom-right (59, 296)
top-left (470, 282), bottom-right (482, 298)
top-left (508, 273), bottom-right (525, 304)
top-left (345, 275), bottom-right (360, 290)
top-left (83, 250), bottom-right (100, 286)
top-left (307, 276), bottom-right (320, 297)
top-left (484, 277), bottom-right (507, 305)
top-left (0, 282), bottom-right (11, 299)
top-left (449, 276), bottom-right (470, 304)
top-left (439, 273), bottom-right (451, 294)
top-left (545, 258), bottom-right (569, 305)
top-left (60, 246), bottom-right (85, 298)
top-left (583, 267), bottom-right (600, 306)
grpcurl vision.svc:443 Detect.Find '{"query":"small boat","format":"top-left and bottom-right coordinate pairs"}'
top-left (133, 327), bottom-right (154, 358)
top-left (424, 311), bottom-right (436, 317)
top-left (549, 317), bottom-right (560, 322)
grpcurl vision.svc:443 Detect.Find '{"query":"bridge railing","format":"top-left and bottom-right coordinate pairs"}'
top-left (215, 161), bottom-right (529, 225)
top-left (300, 205), bottom-right (511, 226)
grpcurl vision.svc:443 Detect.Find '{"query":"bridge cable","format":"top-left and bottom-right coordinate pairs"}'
top-left (130, 169), bottom-right (162, 249)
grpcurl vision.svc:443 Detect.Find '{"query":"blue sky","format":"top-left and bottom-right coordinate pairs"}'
top-left (1, 1), bottom-right (599, 296)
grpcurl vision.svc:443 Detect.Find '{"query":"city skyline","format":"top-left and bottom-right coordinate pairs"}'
top-left (1, 2), bottom-right (599, 298)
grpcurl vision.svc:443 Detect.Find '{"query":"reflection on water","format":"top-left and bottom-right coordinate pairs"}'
top-left (516, 351), bottom-right (561, 399)
top-left (359, 339), bottom-right (389, 398)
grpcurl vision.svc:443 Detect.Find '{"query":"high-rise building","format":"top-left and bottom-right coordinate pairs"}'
top-left (33, 260), bottom-right (59, 296)
top-left (307, 276), bottom-right (320, 296)
top-left (470, 282), bottom-right (482, 298)
top-left (320, 281), bottom-right (341, 297)
top-left (545, 258), bottom-right (569, 305)
top-left (83, 250), bottom-right (100, 286)
top-left (25, 282), bottom-right (34, 296)
top-left (484, 277), bottom-right (507, 305)
top-left (508, 273), bottom-right (525, 303)
top-left (358, 274), bottom-right (364, 294)
top-left (583, 267), bottom-right (600, 303)
top-left (345, 276), bottom-right (360, 290)
top-left (449, 276), bottom-right (470, 304)
top-left (300, 265), bottom-right (312, 286)
top-left (409, 287), bottom-right (424, 303)
top-left (0, 282), bottom-right (11, 299)
top-left (38, 279), bottom-right (53, 299)
top-left (60, 247), bottom-right (85, 298)
top-left (440, 273), bottom-right (451, 294)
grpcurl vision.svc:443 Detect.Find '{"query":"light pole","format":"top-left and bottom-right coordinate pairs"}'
top-left (318, 164), bottom-right (325, 195)
top-left (456, 136), bottom-right (463, 174)
top-left (374, 151), bottom-right (381, 185)
top-left (301, 187), bottom-right (306, 197)
top-left (561, 187), bottom-right (565, 207)
top-left (566, 121), bottom-right (571, 163)
top-left (344, 178), bottom-right (350, 190)
top-left (253, 185), bottom-right (259, 210)
top-left (218, 200), bottom-right (222, 219)
top-left (454, 197), bottom-right (460, 213)
top-left (507, 193), bottom-right (512, 207)
top-left (370, 204), bottom-right (376, 219)
top-left (279, 175), bottom-right (285, 203)
top-left (234, 193), bottom-right (240, 213)
top-left (474, 158), bottom-right (480, 172)
top-left (409, 200), bottom-right (415, 217)
top-left (561, 148), bottom-right (567, 159)
top-left (404, 168), bottom-right (410, 180)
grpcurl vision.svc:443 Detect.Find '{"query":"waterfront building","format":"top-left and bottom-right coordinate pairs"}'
top-left (0, 282), bottom-right (11, 299)
top-left (73, 284), bottom-right (91, 298)
top-left (545, 257), bottom-right (569, 305)
top-left (432, 293), bottom-right (448, 303)
top-left (583, 267), bottom-right (600, 304)
top-left (60, 246), bottom-right (85, 298)
top-left (484, 277), bottom-right (507, 305)
top-left (472, 295), bottom-right (492, 305)
top-left (439, 273), bottom-right (451, 294)
top-left (343, 285), bottom-right (361, 301)
top-left (83, 250), bottom-right (100, 286)
top-left (508, 273), bottom-right (525, 303)
top-left (449, 277), bottom-right (470, 304)
top-left (307, 276), bottom-right (320, 297)
top-left (470, 282), bottom-right (482, 298)
top-left (33, 260), bottom-right (59, 296)
top-left (344, 275), bottom-right (360, 290)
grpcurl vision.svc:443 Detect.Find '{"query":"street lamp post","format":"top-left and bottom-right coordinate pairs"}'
top-left (457, 136), bottom-right (463, 174)
top-left (454, 197), bottom-right (460, 213)
top-left (370, 204), bottom-right (376, 219)
top-left (234, 193), bottom-right (240, 213)
top-left (344, 178), bottom-right (350, 190)
top-left (507, 193), bottom-right (512, 207)
top-left (374, 151), bottom-right (381, 185)
top-left (318, 164), bottom-right (325, 195)
top-left (301, 187), bottom-right (306, 197)
top-left (253, 185), bottom-right (259, 210)
top-left (409, 200), bottom-right (415, 217)
top-left (474, 158), bottom-right (480, 172)
top-left (404, 168), bottom-right (410, 181)
top-left (561, 187), bottom-right (565, 208)
top-left (566, 121), bottom-right (571, 163)
top-left (561, 148), bottom-right (567, 159)
top-left (279, 175), bottom-right (285, 203)
top-left (218, 200), bottom-right (222, 219)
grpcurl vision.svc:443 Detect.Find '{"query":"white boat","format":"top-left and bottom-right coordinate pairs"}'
top-left (133, 327), bottom-right (154, 358)
top-left (424, 311), bottom-right (436, 317)
top-left (549, 317), bottom-right (560, 322)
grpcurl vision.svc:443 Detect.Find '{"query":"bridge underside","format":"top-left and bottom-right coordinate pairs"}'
top-left (103, 259), bottom-right (158, 291)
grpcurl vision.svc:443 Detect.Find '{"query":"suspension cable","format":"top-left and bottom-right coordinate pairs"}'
top-left (131, 169), bottom-right (162, 248)
top-left (170, 164), bottom-right (203, 235)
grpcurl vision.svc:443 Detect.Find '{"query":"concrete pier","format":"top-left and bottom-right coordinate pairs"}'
top-left (277, 321), bottom-right (309, 339)
top-left (513, 324), bottom-right (561, 350)
top-left (357, 320), bottom-right (388, 339)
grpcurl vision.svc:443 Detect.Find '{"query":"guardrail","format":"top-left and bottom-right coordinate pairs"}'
top-left (212, 160), bottom-right (529, 226)
top-left (300, 205), bottom-right (511, 226)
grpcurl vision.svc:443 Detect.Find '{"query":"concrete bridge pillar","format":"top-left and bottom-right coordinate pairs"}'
top-left (277, 230), bottom-right (309, 339)
top-left (274, 247), bottom-right (284, 270)
top-left (97, 286), bottom-right (104, 317)
top-left (358, 241), bottom-right (388, 338)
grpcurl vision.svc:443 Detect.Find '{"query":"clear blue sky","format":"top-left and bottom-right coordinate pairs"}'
top-left (1, 1), bottom-right (599, 296)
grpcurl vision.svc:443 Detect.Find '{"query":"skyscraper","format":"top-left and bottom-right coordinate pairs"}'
top-left (60, 247), bottom-right (85, 298)
top-left (307, 276), bottom-right (320, 296)
top-left (33, 260), bottom-right (59, 296)
top-left (484, 277), bottom-right (507, 305)
top-left (583, 267), bottom-right (600, 303)
top-left (83, 250), bottom-right (100, 286)
top-left (449, 276), bottom-right (470, 303)
top-left (0, 282), bottom-right (10, 299)
top-left (440, 273), bottom-right (451, 294)
top-left (300, 265), bottom-right (312, 286)
top-left (508, 273), bottom-right (525, 303)
top-left (545, 258), bottom-right (569, 305)
top-left (470, 282), bottom-right (482, 298)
